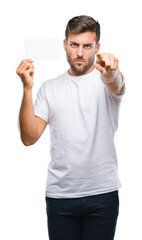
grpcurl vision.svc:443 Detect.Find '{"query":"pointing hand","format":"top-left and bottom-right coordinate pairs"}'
top-left (95, 53), bottom-right (119, 75)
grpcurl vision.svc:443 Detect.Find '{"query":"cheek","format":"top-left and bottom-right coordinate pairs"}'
top-left (67, 48), bottom-right (77, 58)
top-left (86, 51), bottom-right (94, 60)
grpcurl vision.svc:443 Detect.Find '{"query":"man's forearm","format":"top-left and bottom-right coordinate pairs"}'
top-left (100, 67), bottom-right (124, 95)
top-left (19, 88), bottom-right (38, 146)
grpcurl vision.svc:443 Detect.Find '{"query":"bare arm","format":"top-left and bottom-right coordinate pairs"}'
top-left (17, 59), bottom-right (47, 146)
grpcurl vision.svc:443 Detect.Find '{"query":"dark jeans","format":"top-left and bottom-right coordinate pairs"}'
top-left (45, 190), bottom-right (119, 240)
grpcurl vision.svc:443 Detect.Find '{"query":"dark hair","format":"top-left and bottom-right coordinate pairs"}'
top-left (65, 15), bottom-right (100, 44)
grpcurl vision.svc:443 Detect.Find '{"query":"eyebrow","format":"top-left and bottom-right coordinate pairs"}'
top-left (70, 41), bottom-right (94, 46)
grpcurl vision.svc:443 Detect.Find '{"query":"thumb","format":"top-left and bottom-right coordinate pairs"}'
top-left (96, 53), bottom-right (104, 63)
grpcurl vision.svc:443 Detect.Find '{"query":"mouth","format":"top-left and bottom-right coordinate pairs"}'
top-left (75, 59), bottom-right (85, 64)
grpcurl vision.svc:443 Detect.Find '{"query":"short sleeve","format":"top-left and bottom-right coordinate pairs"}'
top-left (34, 82), bottom-right (49, 123)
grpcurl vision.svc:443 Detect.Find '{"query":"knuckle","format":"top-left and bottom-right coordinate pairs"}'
top-left (20, 70), bottom-right (25, 76)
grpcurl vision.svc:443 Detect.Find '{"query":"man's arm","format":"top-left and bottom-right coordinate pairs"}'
top-left (95, 53), bottom-right (125, 95)
top-left (16, 59), bottom-right (47, 146)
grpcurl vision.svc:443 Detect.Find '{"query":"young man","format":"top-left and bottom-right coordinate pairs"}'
top-left (16, 15), bottom-right (125, 240)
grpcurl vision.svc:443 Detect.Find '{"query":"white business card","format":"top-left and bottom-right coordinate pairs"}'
top-left (24, 38), bottom-right (60, 61)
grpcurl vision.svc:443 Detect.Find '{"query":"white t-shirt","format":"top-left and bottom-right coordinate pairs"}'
top-left (34, 68), bottom-right (125, 198)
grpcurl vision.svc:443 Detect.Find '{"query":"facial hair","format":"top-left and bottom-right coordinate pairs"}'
top-left (66, 50), bottom-right (96, 74)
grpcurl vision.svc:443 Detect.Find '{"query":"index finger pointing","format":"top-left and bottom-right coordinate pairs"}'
top-left (96, 53), bottom-right (105, 63)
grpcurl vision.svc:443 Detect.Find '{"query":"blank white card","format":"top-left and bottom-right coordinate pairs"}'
top-left (24, 38), bottom-right (60, 61)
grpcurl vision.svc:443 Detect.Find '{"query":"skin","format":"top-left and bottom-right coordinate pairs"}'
top-left (63, 32), bottom-right (100, 76)
top-left (16, 59), bottom-right (47, 145)
top-left (16, 31), bottom-right (124, 146)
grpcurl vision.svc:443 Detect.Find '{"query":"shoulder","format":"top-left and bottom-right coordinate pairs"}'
top-left (43, 72), bottom-right (66, 87)
top-left (37, 72), bottom-right (66, 96)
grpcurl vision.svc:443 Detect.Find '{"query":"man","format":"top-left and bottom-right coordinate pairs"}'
top-left (16, 15), bottom-right (125, 240)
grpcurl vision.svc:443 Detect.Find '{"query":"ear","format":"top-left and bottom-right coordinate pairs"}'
top-left (63, 39), bottom-right (67, 51)
top-left (95, 42), bottom-right (100, 54)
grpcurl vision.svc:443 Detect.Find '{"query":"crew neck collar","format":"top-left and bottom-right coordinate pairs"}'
top-left (65, 68), bottom-right (97, 81)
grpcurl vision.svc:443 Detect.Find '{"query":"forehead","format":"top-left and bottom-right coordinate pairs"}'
top-left (67, 31), bottom-right (96, 44)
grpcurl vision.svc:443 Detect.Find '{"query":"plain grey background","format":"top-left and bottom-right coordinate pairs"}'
top-left (0, 0), bottom-right (141, 239)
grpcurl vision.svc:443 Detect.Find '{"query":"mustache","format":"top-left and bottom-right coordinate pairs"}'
top-left (74, 58), bottom-right (85, 61)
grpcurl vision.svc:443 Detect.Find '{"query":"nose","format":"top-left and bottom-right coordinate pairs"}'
top-left (77, 46), bottom-right (83, 58)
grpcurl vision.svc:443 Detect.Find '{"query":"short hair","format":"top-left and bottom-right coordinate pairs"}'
top-left (65, 15), bottom-right (101, 44)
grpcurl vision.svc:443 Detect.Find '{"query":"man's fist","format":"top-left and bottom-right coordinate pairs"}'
top-left (16, 59), bottom-right (34, 89)
top-left (95, 53), bottom-right (119, 75)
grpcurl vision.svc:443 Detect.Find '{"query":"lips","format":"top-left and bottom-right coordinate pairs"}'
top-left (75, 59), bottom-right (85, 63)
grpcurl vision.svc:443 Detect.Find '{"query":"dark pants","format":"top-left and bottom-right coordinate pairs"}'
top-left (45, 190), bottom-right (119, 240)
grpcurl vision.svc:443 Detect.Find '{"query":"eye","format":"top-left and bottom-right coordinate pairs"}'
top-left (85, 44), bottom-right (91, 49)
top-left (71, 43), bottom-right (78, 48)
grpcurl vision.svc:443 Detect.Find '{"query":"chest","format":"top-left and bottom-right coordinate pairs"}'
top-left (48, 80), bottom-right (100, 123)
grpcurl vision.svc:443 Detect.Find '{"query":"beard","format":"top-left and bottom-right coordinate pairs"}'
top-left (66, 50), bottom-right (95, 74)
